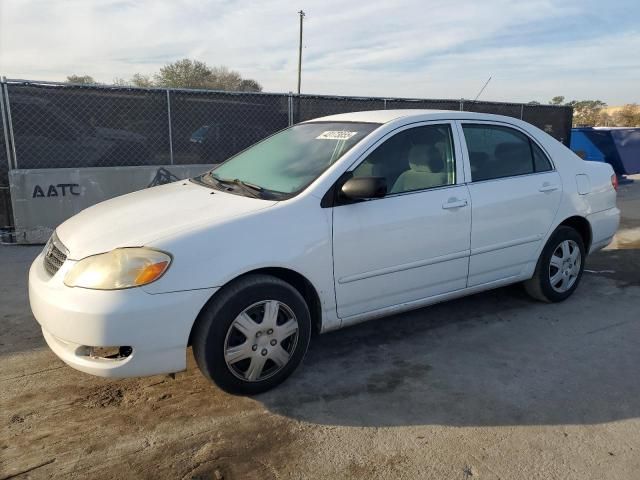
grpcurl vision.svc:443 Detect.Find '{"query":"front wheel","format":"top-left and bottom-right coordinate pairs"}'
top-left (524, 226), bottom-right (586, 303)
top-left (192, 274), bottom-right (311, 395)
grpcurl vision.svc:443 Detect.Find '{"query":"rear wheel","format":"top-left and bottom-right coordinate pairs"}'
top-left (192, 274), bottom-right (311, 395)
top-left (524, 226), bottom-right (586, 303)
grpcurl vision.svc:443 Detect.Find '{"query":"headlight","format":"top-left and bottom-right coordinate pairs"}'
top-left (64, 248), bottom-right (171, 290)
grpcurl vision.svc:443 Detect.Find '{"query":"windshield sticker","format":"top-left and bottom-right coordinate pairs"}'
top-left (316, 131), bottom-right (358, 140)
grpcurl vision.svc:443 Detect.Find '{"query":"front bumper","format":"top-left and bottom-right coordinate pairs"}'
top-left (29, 250), bottom-right (216, 378)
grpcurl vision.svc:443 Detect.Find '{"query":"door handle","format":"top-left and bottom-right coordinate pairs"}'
top-left (539, 183), bottom-right (559, 192)
top-left (442, 198), bottom-right (468, 209)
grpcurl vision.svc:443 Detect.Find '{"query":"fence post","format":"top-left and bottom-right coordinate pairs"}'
top-left (459, 99), bottom-right (464, 111)
top-left (2, 79), bottom-right (17, 169)
top-left (166, 89), bottom-right (174, 165)
top-left (288, 92), bottom-right (293, 126)
top-left (0, 77), bottom-right (13, 171)
top-left (520, 103), bottom-right (524, 119)
top-left (383, 99), bottom-right (387, 109)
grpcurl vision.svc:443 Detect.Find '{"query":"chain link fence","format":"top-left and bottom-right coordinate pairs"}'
top-left (1, 81), bottom-right (14, 231)
top-left (169, 89), bottom-right (289, 165)
top-left (0, 78), bottom-right (573, 231)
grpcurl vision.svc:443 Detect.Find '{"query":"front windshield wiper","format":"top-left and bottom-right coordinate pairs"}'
top-left (208, 174), bottom-right (263, 198)
top-left (230, 178), bottom-right (264, 198)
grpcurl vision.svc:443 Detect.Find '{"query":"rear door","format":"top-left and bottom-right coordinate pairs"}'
top-left (459, 121), bottom-right (562, 286)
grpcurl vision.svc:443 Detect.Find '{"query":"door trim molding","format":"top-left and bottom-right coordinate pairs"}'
top-left (338, 249), bottom-right (470, 284)
top-left (470, 234), bottom-right (543, 256)
top-left (339, 273), bottom-right (526, 328)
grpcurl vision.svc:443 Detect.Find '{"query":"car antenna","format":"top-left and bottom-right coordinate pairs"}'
top-left (473, 76), bottom-right (492, 102)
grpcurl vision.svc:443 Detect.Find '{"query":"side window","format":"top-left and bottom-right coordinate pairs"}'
top-left (463, 124), bottom-right (540, 181)
top-left (352, 124), bottom-right (456, 194)
top-left (531, 141), bottom-right (552, 172)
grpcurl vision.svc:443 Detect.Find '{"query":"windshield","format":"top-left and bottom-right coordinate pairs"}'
top-left (199, 122), bottom-right (379, 197)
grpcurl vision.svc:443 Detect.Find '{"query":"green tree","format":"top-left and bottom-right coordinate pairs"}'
top-left (153, 59), bottom-right (262, 91)
top-left (613, 104), bottom-right (640, 127)
top-left (66, 75), bottom-right (96, 85)
top-left (238, 78), bottom-right (263, 92)
top-left (566, 100), bottom-right (607, 126)
top-left (548, 97), bottom-right (612, 126)
top-left (155, 59), bottom-right (212, 88)
top-left (67, 60), bottom-right (262, 92)
top-left (598, 111), bottom-right (613, 127)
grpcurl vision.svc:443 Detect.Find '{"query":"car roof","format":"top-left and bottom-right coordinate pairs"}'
top-left (303, 109), bottom-right (516, 124)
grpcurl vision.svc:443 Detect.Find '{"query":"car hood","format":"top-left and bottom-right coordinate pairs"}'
top-left (56, 181), bottom-right (277, 259)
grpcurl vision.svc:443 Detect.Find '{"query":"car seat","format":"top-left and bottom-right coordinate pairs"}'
top-left (391, 144), bottom-right (447, 193)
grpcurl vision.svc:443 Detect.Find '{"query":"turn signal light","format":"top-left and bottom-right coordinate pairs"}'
top-left (611, 174), bottom-right (618, 191)
top-left (134, 261), bottom-right (169, 286)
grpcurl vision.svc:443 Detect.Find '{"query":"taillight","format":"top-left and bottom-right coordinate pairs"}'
top-left (611, 174), bottom-right (618, 191)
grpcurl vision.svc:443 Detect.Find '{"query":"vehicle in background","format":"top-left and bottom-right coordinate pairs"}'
top-left (29, 110), bottom-right (619, 394)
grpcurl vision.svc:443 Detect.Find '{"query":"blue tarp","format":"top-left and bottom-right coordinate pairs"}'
top-left (571, 127), bottom-right (640, 175)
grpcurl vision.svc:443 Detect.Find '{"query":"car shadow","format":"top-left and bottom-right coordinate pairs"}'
top-left (259, 248), bottom-right (640, 428)
top-left (4, 245), bottom-right (639, 429)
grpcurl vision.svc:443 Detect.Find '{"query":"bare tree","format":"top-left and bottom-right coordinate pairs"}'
top-left (130, 73), bottom-right (154, 88)
top-left (207, 66), bottom-right (243, 90)
top-left (66, 75), bottom-right (96, 85)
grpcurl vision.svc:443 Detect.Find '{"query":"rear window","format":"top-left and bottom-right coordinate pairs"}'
top-left (462, 124), bottom-right (552, 181)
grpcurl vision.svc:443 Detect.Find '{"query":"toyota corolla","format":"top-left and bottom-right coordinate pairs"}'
top-left (29, 110), bottom-right (619, 394)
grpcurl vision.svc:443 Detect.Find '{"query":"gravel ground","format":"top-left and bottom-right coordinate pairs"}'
top-left (1, 178), bottom-right (639, 480)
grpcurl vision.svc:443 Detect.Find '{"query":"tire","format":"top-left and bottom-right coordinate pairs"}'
top-left (192, 274), bottom-right (311, 395)
top-left (524, 226), bottom-right (586, 303)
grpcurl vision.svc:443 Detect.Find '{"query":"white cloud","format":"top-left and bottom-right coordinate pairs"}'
top-left (0, 0), bottom-right (637, 104)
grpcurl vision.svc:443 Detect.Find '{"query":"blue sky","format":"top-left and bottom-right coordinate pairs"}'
top-left (0, 0), bottom-right (638, 104)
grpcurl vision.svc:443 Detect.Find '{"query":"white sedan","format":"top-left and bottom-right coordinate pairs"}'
top-left (29, 110), bottom-right (620, 394)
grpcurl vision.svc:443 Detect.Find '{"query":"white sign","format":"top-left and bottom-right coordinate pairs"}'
top-left (316, 131), bottom-right (358, 140)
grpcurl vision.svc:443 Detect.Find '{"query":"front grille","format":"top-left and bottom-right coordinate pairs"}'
top-left (43, 233), bottom-right (68, 277)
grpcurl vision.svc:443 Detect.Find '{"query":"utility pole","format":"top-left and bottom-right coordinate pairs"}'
top-left (297, 10), bottom-right (305, 95)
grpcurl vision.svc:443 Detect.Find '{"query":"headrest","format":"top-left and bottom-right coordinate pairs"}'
top-left (408, 145), bottom-right (445, 173)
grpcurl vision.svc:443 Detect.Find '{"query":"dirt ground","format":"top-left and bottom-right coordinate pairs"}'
top-left (1, 178), bottom-right (639, 480)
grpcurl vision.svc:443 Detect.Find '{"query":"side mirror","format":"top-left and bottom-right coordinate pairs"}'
top-left (341, 176), bottom-right (387, 200)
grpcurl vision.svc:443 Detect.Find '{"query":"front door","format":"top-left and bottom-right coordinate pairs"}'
top-left (332, 122), bottom-right (472, 319)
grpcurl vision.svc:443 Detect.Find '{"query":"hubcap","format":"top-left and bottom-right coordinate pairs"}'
top-left (549, 239), bottom-right (581, 293)
top-left (223, 300), bottom-right (299, 382)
